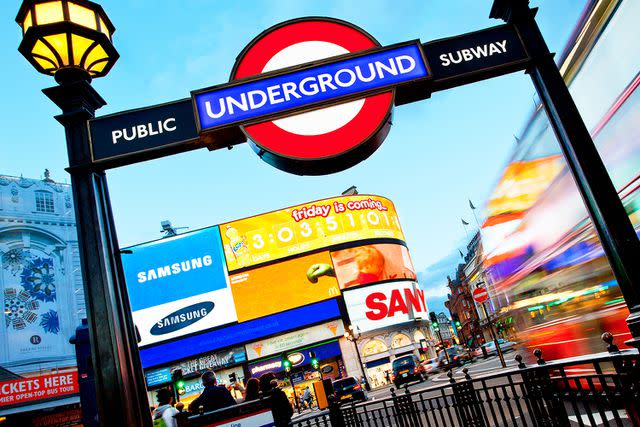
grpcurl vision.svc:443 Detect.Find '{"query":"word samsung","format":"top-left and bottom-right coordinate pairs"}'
top-left (137, 255), bottom-right (213, 283)
top-left (193, 43), bottom-right (428, 131)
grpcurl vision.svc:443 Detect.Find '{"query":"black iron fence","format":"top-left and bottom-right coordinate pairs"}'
top-left (293, 344), bottom-right (639, 427)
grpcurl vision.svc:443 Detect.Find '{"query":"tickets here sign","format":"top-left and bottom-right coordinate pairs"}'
top-left (0, 372), bottom-right (79, 407)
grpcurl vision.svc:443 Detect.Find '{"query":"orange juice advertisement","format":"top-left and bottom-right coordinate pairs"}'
top-left (229, 252), bottom-right (341, 322)
top-left (331, 243), bottom-right (417, 289)
top-left (220, 195), bottom-right (406, 271)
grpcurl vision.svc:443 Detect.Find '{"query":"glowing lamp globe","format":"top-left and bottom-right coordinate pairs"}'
top-left (16, 0), bottom-right (118, 82)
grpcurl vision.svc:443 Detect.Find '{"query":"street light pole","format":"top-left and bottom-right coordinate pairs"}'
top-left (43, 74), bottom-right (151, 427)
top-left (344, 327), bottom-right (371, 391)
top-left (16, 2), bottom-right (151, 425)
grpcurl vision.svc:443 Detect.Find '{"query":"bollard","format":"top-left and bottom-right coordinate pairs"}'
top-left (463, 367), bottom-right (472, 381)
top-left (533, 348), bottom-right (545, 365)
top-left (515, 354), bottom-right (526, 369)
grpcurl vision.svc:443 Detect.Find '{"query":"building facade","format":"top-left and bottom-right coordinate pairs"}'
top-left (0, 172), bottom-right (84, 424)
top-left (445, 265), bottom-right (482, 348)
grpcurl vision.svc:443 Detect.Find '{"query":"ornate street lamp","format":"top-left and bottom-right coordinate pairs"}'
top-left (16, 1), bottom-right (150, 426)
top-left (16, 0), bottom-right (118, 82)
top-left (344, 325), bottom-right (371, 391)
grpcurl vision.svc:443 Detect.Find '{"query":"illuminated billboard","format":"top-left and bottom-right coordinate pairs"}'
top-left (331, 243), bottom-right (416, 289)
top-left (343, 281), bottom-right (428, 333)
top-left (245, 321), bottom-right (344, 361)
top-left (230, 252), bottom-right (340, 322)
top-left (122, 227), bottom-right (236, 347)
top-left (486, 156), bottom-right (563, 218)
top-left (139, 299), bottom-right (341, 368)
top-left (220, 195), bottom-right (405, 271)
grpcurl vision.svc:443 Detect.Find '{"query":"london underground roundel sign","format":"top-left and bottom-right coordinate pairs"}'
top-left (231, 18), bottom-right (395, 175)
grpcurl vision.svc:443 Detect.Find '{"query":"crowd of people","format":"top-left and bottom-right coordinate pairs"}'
top-left (150, 371), bottom-right (293, 427)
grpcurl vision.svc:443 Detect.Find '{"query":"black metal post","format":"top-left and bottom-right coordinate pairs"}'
top-left (43, 74), bottom-right (151, 426)
top-left (348, 334), bottom-right (371, 391)
top-left (482, 303), bottom-right (506, 368)
top-left (490, 0), bottom-right (640, 350)
top-left (288, 371), bottom-right (301, 414)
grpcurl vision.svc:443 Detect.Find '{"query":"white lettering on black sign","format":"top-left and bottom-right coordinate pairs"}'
top-left (422, 25), bottom-right (528, 81)
top-left (439, 40), bottom-right (508, 67)
top-left (111, 118), bottom-right (177, 144)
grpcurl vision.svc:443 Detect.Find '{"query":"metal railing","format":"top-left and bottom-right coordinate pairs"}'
top-left (292, 337), bottom-right (639, 427)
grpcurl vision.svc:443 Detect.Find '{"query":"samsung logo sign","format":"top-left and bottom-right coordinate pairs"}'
top-left (137, 255), bottom-right (213, 283)
top-left (151, 302), bottom-right (215, 335)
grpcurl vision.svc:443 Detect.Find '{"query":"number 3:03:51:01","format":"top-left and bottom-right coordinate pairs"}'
top-left (246, 211), bottom-right (400, 249)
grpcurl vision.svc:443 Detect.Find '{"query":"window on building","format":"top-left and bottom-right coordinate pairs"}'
top-left (391, 334), bottom-right (412, 349)
top-left (362, 339), bottom-right (388, 357)
top-left (35, 191), bottom-right (54, 213)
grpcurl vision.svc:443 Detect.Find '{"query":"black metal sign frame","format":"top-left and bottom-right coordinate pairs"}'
top-left (87, 23), bottom-right (530, 170)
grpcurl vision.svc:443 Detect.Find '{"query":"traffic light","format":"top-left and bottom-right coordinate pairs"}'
top-left (282, 353), bottom-right (292, 373)
top-left (452, 313), bottom-right (462, 330)
top-left (229, 372), bottom-right (237, 383)
top-left (429, 311), bottom-right (439, 330)
top-left (172, 369), bottom-right (185, 396)
top-left (309, 351), bottom-right (319, 369)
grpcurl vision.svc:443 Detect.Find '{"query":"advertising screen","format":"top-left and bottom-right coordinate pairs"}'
top-left (331, 243), bottom-right (416, 289)
top-left (247, 340), bottom-right (342, 377)
top-left (122, 227), bottom-right (236, 347)
top-left (230, 252), bottom-right (340, 322)
top-left (220, 195), bottom-right (406, 271)
top-left (245, 321), bottom-right (344, 361)
top-left (343, 281), bottom-right (428, 333)
top-left (139, 299), bottom-right (341, 368)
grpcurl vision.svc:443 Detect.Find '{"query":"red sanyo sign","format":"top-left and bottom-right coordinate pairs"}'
top-left (0, 372), bottom-right (79, 407)
top-left (343, 281), bottom-right (428, 332)
top-left (365, 285), bottom-right (427, 320)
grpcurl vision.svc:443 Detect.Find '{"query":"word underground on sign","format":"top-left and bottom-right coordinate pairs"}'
top-left (193, 43), bottom-right (428, 131)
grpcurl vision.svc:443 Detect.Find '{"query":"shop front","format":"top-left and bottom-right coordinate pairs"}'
top-left (364, 357), bottom-right (392, 389)
top-left (144, 346), bottom-right (247, 406)
top-left (247, 340), bottom-right (344, 409)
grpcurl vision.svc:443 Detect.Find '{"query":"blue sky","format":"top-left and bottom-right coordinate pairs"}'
top-left (0, 1), bottom-right (587, 314)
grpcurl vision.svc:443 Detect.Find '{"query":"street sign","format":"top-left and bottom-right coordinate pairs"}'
top-left (89, 99), bottom-right (199, 163)
top-left (196, 18), bottom-right (430, 175)
top-left (422, 24), bottom-right (527, 81)
top-left (86, 22), bottom-right (531, 174)
top-left (473, 287), bottom-right (489, 304)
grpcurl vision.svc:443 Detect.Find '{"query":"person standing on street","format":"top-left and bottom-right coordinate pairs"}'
top-left (259, 373), bottom-right (293, 426)
top-left (152, 388), bottom-right (179, 427)
top-left (188, 371), bottom-right (237, 413)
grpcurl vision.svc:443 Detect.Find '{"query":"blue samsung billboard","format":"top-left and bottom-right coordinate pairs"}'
top-left (139, 299), bottom-right (341, 368)
top-left (121, 227), bottom-right (237, 347)
top-left (192, 43), bottom-right (428, 132)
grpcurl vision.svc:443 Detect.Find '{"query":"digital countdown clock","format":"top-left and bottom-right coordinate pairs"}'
top-left (220, 195), bottom-right (406, 271)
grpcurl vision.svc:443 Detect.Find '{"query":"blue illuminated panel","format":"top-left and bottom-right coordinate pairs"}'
top-left (193, 43), bottom-right (428, 131)
top-left (139, 299), bottom-right (341, 368)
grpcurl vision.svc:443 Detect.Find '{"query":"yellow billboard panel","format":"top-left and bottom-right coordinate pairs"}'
top-left (221, 195), bottom-right (405, 271)
top-left (229, 252), bottom-right (340, 322)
